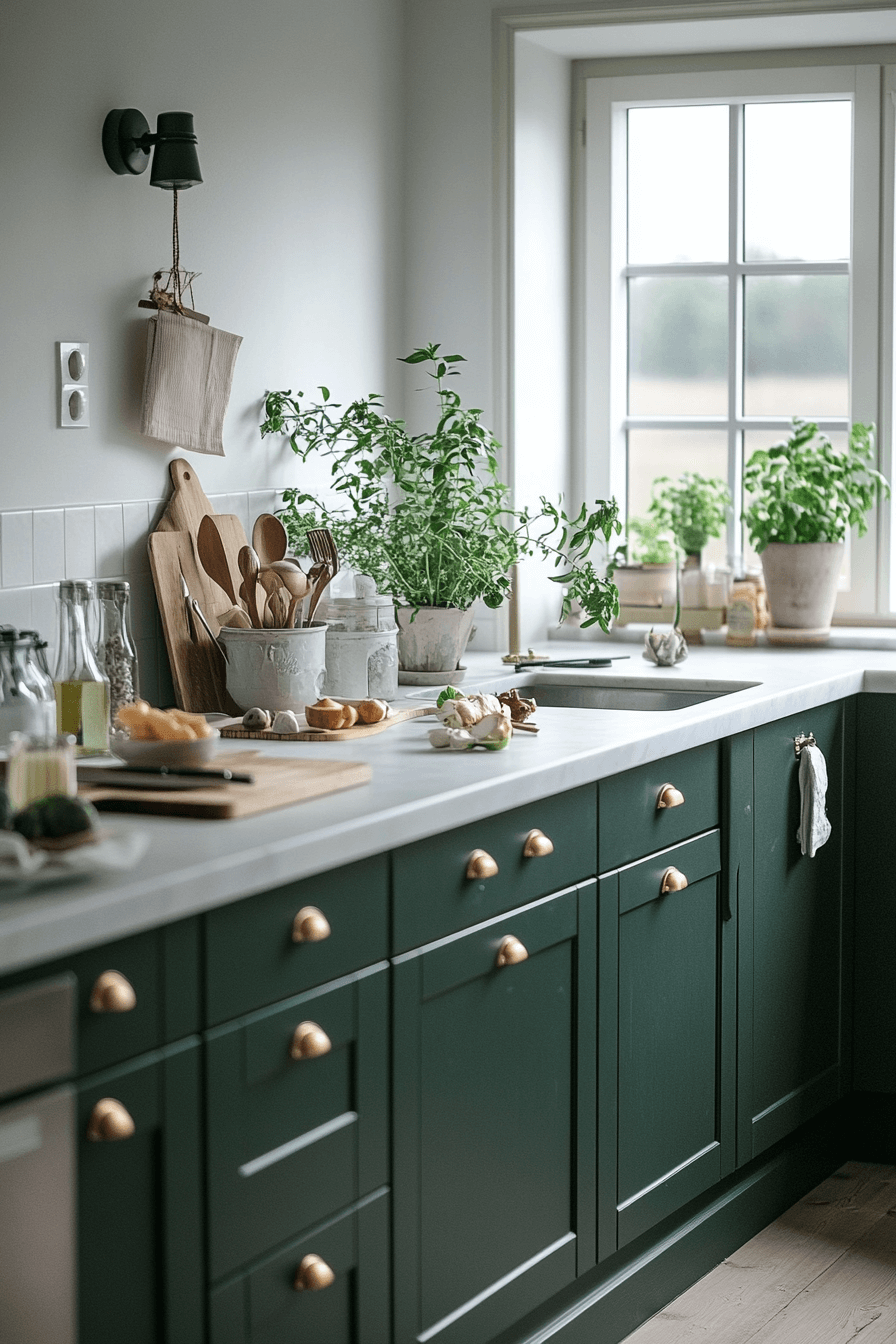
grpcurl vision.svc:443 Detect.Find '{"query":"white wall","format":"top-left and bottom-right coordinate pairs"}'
top-left (0, 0), bottom-right (404, 512)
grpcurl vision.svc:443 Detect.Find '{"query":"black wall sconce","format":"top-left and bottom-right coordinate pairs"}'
top-left (102, 109), bottom-right (202, 189)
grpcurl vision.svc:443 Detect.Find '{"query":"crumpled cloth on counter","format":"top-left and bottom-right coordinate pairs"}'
top-left (796, 742), bottom-right (832, 858)
top-left (141, 310), bottom-right (242, 456)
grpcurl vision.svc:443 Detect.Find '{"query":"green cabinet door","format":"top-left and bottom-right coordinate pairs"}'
top-left (77, 1038), bottom-right (204, 1344)
top-left (393, 882), bottom-right (597, 1344)
top-left (598, 830), bottom-right (735, 1256)
top-left (741, 699), bottom-right (853, 1163)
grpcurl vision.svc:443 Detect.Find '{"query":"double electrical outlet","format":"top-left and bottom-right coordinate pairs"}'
top-left (59, 342), bottom-right (89, 428)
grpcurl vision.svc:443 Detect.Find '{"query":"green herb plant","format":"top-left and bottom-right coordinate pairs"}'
top-left (261, 345), bottom-right (621, 629)
top-left (611, 515), bottom-right (676, 569)
top-left (649, 472), bottom-right (731, 557)
top-left (742, 419), bottom-right (889, 551)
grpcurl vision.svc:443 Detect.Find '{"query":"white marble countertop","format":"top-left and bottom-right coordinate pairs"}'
top-left (2, 638), bottom-right (894, 975)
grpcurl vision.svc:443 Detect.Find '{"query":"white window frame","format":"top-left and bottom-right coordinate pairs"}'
top-left (578, 61), bottom-right (891, 617)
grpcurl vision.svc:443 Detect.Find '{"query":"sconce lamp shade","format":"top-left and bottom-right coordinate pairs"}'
top-left (102, 109), bottom-right (202, 189)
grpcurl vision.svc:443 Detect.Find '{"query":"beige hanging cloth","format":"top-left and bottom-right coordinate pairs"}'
top-left (141, 309), bottom-right (242, 456)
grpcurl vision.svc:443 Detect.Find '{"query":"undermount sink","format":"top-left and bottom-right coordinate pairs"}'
top-left (518, 678), bottom-right (758, 712)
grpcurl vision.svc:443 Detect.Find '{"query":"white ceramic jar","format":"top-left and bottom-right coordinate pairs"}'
top-left (217, 623), bottom-right (327, 713)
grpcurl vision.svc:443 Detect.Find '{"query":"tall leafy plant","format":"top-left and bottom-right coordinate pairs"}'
top-left (742, 418), bottom-right (889, 551)
top-left (261, 345), bottom-right (622, 629)
top-left (649, 472), bottom-right (731, 557)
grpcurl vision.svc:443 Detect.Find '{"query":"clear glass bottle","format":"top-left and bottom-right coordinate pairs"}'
top-left (95, 581), bottom-right (139, 723)
top-left (18, 631), bottom-right (58, 735)
top-left (54, 581), bottom-right (110, 755)
top-left (0, 629), bottom-right (44, 747)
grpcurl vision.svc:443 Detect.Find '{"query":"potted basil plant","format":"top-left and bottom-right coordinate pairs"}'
top-left (261, 345), bottom-right (621, 672)
top-left (742, 419), bottom-right (889, 633)
top-left (608, 516), bottom-right (677, 609)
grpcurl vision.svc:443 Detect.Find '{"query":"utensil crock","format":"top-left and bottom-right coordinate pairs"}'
top-left (217, 623), bottom-right (327, 713)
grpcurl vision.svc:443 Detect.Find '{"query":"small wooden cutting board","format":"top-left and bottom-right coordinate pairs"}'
top-left (219, 704), bottom-right (435, 743)
top-left (80, 752), bottom-right (371, 819)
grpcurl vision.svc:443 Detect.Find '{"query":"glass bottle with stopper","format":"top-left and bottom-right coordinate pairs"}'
top-left (54, 581), bottom-right (110, 755)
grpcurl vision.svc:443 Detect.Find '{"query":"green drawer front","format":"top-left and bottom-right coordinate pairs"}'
top-left (205, 854), bottom-right (389, 1025)
top-left (206, 964), bottom-right (388, 1280)
top-left (392, 784), bottom-right (596, 953)
top-left (209, 1191), bottom-right (390, 1344)
top-left (0, 929), bottom-right (165, 1077)
top-left (598, 740), bottom-right (719, 871)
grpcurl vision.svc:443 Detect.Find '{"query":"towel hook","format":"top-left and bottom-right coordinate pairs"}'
top-left (794, 732), bottom-right (816, 758)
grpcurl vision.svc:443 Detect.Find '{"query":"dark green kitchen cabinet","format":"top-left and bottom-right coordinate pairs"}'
top-left (77, 1038), bottom-right (204, 1343)
top-left (392, 881), bottom-right (597, 1344)
top-left (208, 1189), bottom-right (390, 1344)
top-left (597, 828), bottom-right (734, 1257)
top-left (738, 699), bottom-right (853, 1164)
top-left (205, 962), bottom-right (389, 1281)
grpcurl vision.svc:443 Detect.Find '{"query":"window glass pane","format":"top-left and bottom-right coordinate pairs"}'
top-left (628, 429), bottom-right (730, 568)
top-left (743, 275), bottom-right (848, 417)
top-left (744, 101), bottom-right (851, 261)
top-left (629, 277), bottom-right (728, 414)
top-left (741, 428), bottom-right (849, 581)
top-left (627, 105), bottom-right (729, 263)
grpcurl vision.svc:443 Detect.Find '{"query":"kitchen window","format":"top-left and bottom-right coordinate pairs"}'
top-left (578, 61), bottom-right (895, 616)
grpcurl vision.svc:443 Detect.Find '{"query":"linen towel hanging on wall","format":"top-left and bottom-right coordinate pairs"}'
top-left (141, 310), bottom-right (242, 456)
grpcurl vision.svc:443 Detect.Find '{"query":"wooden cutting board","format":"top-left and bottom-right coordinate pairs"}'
top-left (155, 458), bottom-right (221, 536)
top-left (218, 704), bottom-right (435, 742)
top-left (80, 752), bottom-right (371, 819)
top-left (148, 529), bottom-right (242, 715)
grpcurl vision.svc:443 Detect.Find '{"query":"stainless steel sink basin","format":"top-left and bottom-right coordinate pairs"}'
top-left (520, 679), bottom-right (757, 712)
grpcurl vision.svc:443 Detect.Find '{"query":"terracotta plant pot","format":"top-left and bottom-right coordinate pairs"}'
top-left (759, 542), bottom-right (844, 630)
top-left (395, 606), bottom-right (474, 672)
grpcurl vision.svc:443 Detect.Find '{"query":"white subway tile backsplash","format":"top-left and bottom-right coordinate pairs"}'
top-left (1, 511), bottom-right (34, 588)
top-left (65, 507), bottom-right (95, 579)
top-left (32, 509), bottom-right (65, 584)
top-left (248, 488), bottom-right (282, 523)
top-left (30, 585), bottom-right (58, 654)
top-left (122, 501), bottom-right (151, 575)
top-left (0, 587), bottom-right (33, 632)
top-left (95, 505), bottom-right (124, 579)
top-left (224, 493), bottom-right (251, 540)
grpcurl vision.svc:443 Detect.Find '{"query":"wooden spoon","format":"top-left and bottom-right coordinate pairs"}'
top-left (238, 545), bottom-right (263, 627)
top-left (261, 562), bottom-right (310, 628)
top-left (198, 514), bottom-right (239, 606)
top-left (252, 513), bottom-right (288, 567)
top-left (218, 605), bottom-right (251, 628)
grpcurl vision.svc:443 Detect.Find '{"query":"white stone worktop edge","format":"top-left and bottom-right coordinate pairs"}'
top-left (2, 640), bottom-right (894, 975)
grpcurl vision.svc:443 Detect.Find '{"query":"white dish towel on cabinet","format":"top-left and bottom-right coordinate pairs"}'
top-left (796, 742), bottom-right (832, 858)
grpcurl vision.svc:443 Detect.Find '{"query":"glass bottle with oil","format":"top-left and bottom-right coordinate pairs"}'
top-left (54, 580), bottom-right (110, 755)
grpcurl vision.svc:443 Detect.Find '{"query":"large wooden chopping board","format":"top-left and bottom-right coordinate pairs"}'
top-left (80, 752), bottom-right (371, 819)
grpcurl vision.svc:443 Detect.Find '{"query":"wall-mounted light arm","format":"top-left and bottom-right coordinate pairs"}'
top-left (102, 109), bottom-right (202, 188)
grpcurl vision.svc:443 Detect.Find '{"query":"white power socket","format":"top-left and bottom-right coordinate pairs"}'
top-left (59, 342), bottom-right (89, 428)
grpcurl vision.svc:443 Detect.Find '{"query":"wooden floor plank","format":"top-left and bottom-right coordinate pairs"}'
top-left (621, 1164), bottom-right (896, 1344)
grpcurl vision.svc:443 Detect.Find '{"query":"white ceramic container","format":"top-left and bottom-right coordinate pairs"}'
top-left (323, 629), bottom-right (399, 700)
top-left (395, 606), bottom-right (474, 673)
top-left (217, 623), bottom-right (327, 714)
top-left (760, 542), bottom-right (844, 630)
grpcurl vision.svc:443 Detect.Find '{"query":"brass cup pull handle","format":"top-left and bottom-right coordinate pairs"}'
top-left (294, 1253), bottom-right (335, 1292)
top-left (660, 866), bottom-right (688, 894)
top-left (523, 828), bottom-right (554, 858)
top-left (292, 906), bottom-right (332, 944)
top-left (466, 849), bottom-right (498, 880)
top-left (87, 1097), bottom-right (136, 1142)
top-left (657, 783), bottom-right (685, 810)
top-left (290, 1020), bottom-right (332, 1061)
top-left (496, 935), bottom-right (529, 967)
top-left (89, 970), bottom-right (137, 1014)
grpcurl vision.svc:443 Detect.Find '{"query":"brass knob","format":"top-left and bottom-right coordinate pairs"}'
top-left (290, 1021), bottom-right (332, 1061)
top-left (523, 828), bottom-right (554, 858)
top-left (466, 849), bottom-right (498, 880)
top-left (496, 935), bottom-right (529, 967)
top-left (293, 1253), bottom-right (335, 1292)
top-left (87, 1097), bottom-right (136, 1142)
top-left (89, 970), bottom-right (137, 1014)
top-left (292, 906), bottom-right (332, 944)
top-left (660, 866), bottom-right (688, 894)
top-left (656, 783), bottom-right (685, 810)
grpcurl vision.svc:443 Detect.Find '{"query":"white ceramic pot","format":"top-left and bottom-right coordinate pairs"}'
top-left (760, 542), bottom-right (844, 629)
top-left (323, 628), bottom-right (398, 700)
top-left (613, 564), bottom-right (677, 609)
top-left (217, 623), bottom-right (327, 713)
top-left (395, 606), bottom-right (474, 672)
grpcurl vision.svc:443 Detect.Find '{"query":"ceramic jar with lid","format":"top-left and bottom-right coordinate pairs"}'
top-left (320, 580), bottom-right (398, 700)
